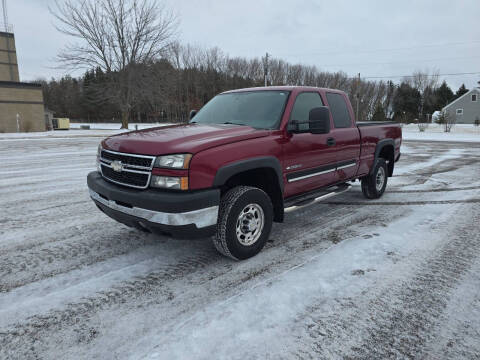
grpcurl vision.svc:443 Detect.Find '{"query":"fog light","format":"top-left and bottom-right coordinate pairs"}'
top-left (151, 175), bottom-right (188, 190)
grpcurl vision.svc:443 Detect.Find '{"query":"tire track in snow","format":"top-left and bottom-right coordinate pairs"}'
top-left (388, 185), bottom-right (480, 193)
top-left (344, 203), bottom-right (480, 359)
top-left (326, 198), bottom-right (480, 206)
top-left (0, 204), bottom-right (408, 358)
top-left (0, 251), bottom-right (220, 359)
top-left (0, 225), bottom-right (155, 292)
top-left (288, 203), bottom-right (480, 359)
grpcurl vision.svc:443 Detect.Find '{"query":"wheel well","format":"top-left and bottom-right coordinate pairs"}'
top-left (221, 167), bottom-right (284, 222)
top-left (378, 145), bottom-right (394, 176)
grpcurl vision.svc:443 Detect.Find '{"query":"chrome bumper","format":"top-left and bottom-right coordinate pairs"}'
top-left (89, 189), bottom-right (219, 229)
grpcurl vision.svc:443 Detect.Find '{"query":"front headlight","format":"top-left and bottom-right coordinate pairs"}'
top-left (151, 175), bottom-right (188, 190)
top-left (154, 154), bottom-right (192, 169)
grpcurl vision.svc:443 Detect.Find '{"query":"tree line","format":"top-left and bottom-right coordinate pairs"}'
top-left (37, 49), bottom-right (468, 125)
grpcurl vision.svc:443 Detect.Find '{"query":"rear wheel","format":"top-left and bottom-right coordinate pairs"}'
top-left (361, 158), bottom-right (388, 199)
top-left (213, 186), bottom-right (273, 260)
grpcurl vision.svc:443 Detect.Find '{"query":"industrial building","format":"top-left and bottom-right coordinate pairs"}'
top-left (0, 30), bottom-right (45, 132)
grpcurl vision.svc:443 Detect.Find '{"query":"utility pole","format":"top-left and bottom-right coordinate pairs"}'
top-left (264, 52), bottom-right (270, 87)
top-left (355, 73), bottom-right (360, 121)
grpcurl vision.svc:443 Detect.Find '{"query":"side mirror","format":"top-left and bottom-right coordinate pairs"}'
top-left (309, 107), bottom-right (330, 134)
top-left (189, 110), bottom-right (197, 120)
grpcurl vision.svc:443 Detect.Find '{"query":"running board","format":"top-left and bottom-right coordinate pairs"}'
top-left (284, 184), bottom-right (351, 213)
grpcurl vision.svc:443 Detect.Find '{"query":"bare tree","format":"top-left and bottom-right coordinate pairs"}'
top-left (436, 110), bottom-right (455, 132)
top-left (51, 0), bottom-right (178, 128)
top-left (404, 70), bottom-right (439, 95)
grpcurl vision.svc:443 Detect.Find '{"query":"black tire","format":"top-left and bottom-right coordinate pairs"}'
top-left (213, 186), bottom-right (273, 260)
top-left (361, 158), bottom-right (388, 199)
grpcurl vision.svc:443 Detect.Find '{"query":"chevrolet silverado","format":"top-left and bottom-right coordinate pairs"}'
top-left (87, 86), bottom-right (402, 260)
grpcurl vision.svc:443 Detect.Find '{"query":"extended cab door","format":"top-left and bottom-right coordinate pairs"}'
top-left (324, 92), bottom-right (361, 181)
top-left (282, 91), bottom-right (337, 198)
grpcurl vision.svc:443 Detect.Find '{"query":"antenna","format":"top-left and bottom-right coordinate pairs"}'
top-left (2, 0), bottom-right (9, 32)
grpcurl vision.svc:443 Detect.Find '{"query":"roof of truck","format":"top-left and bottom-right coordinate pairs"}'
top-left (222, 86), bottom-right (346, 95)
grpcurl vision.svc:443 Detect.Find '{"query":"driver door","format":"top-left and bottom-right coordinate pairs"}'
top-left (283, 91), bottom-right (337, 198)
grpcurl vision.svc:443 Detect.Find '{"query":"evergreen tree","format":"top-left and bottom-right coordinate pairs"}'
top-left (434, 81), bottom-right (454, 109)
top-left (422, 86), bottom-right (437, 117)
top-left (392, 82), bottom-right (421, 122)
top-left (454, 84), bottom-right (468, 99)
top-left (371, 103), bottom-right (385, 121)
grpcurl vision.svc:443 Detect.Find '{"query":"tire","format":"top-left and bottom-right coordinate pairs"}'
top-left (361, 158), bottom-right (388, 199)
top-left (213, 186), bottom-right (273, 260)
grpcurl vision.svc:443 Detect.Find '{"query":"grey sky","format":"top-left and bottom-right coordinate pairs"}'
top-left (9, 0), bottom-right (480, 90)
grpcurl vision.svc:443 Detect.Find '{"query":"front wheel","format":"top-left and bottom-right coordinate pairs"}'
top-left (213, 186), bottom-right (273, 260)
top-left (361, 158), bottom-right (388, 199)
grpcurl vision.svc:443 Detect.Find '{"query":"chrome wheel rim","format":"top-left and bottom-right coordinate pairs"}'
top-left (376, 166), bottom-right (386, 192)
top-left (236, 203), bottom-right (265, 246)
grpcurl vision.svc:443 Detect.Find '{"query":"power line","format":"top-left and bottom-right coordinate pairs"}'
top-left (277, 39), bottom-right (480, 58)
top-left (319, 55), bottom-right (480, 69)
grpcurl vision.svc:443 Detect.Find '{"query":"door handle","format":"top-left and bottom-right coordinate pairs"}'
top-left (326, 137), bottom-right (336, 146)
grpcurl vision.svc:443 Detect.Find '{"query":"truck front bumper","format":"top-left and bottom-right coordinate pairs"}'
top-left (87, 172), bottom-right (220, 238)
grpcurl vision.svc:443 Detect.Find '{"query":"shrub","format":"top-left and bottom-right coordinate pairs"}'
top-left (436, 111), bottom-right (456, 132)
top-left (418, 123), bottom-right (428, 132)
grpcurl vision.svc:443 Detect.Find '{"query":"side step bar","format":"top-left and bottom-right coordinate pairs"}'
top-left (284, 184), bottom-right (351, 213)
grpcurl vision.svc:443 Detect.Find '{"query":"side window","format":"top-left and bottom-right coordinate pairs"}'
top-left (290, 92), bottom-right (324, 131)
top-left (326, 92), bottom-right (352, 128)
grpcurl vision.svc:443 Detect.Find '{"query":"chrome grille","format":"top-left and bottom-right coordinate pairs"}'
top-left (99, 149), bottom-right (155, 189)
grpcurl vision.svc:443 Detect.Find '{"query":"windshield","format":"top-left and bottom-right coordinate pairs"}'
top-left (191, 90), bottom-right (290, 129)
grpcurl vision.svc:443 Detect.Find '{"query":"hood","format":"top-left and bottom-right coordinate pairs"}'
top-left (102, 123), bottom-right (271, 156)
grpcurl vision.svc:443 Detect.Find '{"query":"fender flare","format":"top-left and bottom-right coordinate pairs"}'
top-left (213, 156), bottom-right (284, 192)
top-left (373, 138), bottom-right (395, 176)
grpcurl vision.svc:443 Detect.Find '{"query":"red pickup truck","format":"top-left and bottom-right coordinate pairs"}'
top-left (87, 86), bottom-right (401, 260)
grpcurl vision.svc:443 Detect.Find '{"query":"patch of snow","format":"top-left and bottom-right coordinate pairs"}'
top-left (70, 122), bottom-right (172, 130)
top-left (0, 123), bottom-right (173, 141)
top-left (402, 123), bottom-right (480, 143)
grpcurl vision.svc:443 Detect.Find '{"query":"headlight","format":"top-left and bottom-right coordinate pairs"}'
top-left (154, 154), bottom-right (192, 169)
top-left (151, 175), bottom-right (188, 190)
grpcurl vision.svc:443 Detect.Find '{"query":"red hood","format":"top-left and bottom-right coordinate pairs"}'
top-left (102, 123), bottom-right (271, 155)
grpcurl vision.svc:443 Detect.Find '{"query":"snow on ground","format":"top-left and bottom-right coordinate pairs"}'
top-left (69, 122), bottom-right (170, 130)
top-left (0, 131), bottom-right (480, 359)
top-left (402, 123), bottom-right (480, 142)
top-left (0, 123), bottom-right (171, 141)
top-left (2, 122), bottom-right (480, 143)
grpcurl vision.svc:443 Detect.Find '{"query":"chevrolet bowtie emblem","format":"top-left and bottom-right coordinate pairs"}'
top-left (111, 160), bottom-right (123, 172)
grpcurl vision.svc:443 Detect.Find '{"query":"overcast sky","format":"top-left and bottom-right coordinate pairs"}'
top-left (8, 0), bottom-right (480, 90)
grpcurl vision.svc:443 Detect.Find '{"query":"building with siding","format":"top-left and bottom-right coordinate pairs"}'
top-left (0, 31), bottom-right (45, 132)
top-left (442, 88), bottom-right (480, 124)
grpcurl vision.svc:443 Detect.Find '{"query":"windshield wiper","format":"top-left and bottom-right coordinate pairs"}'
top-left (222, 121), bottom-right (246, 126)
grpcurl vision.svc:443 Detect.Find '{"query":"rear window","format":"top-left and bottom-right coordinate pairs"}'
top-left (326, 92), bottom-right (352, 128)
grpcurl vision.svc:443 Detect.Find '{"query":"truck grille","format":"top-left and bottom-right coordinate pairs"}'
top-left (99, 149), bottom-right (155, 189)
top-left (101, 150), bottom-right (153, 168)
